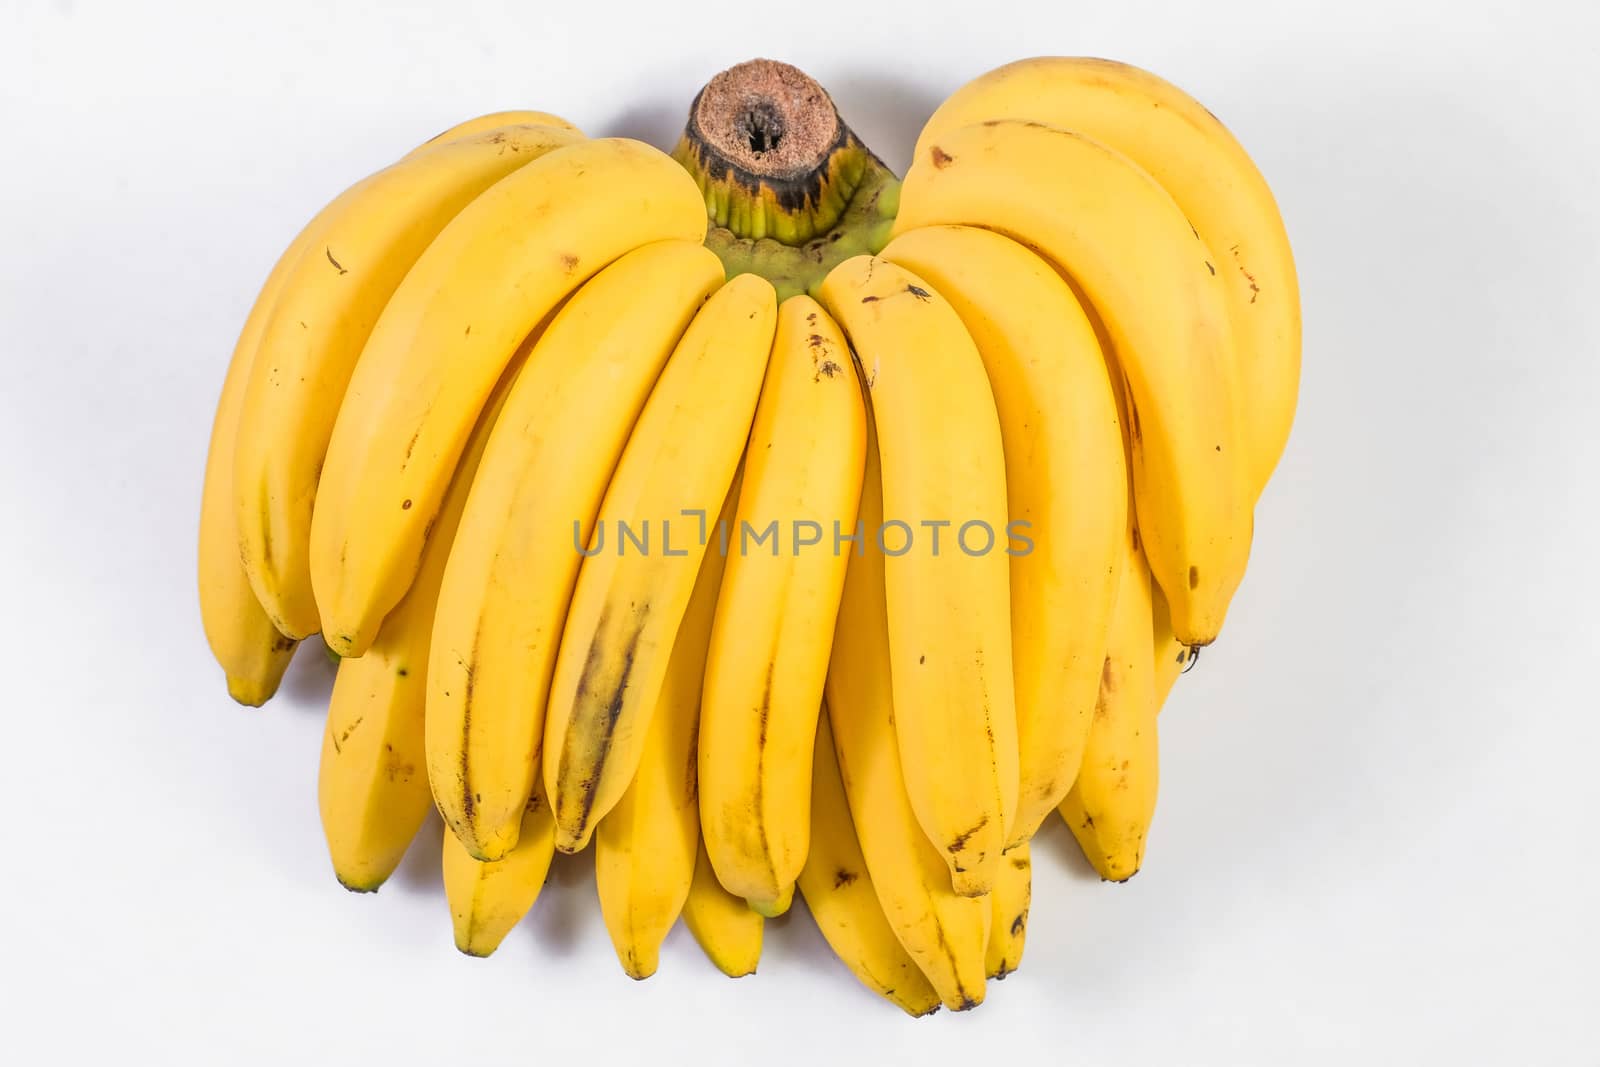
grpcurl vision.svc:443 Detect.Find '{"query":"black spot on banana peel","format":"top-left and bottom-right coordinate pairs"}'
top-left (673, 59), bottom-right (901, 300)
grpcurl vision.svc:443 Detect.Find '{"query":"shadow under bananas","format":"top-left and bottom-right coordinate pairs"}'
top-left (521, 847), bottom-right (597, 958)
top-left (1030, 812), bottom-right (1107, 887)
top-left (389, 809), bottom-right (446, 899)
top-left (599, 99), bottom-right (685, 152)
top-left (276, 637), bottom-right (338, 712)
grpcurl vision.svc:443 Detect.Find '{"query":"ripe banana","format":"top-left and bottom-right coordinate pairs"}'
top-left (985, 841), bottom-right (1031, 980)
top-left (1059, 527), bottom-right (1160, 882)
top-left (915, 57), bottom-right (1300, 493)
top-left (799, 713), bottom-right (942, 1017)
top-left (198, 237), bottom-right (307, 705)
top-left (317, 334), bottom-right (527, 892)
top-left (200, 110), bottom-right (555, 699)
top-left (405, 110), bottom-right (581, 158)
top-left (817, 255), bottom-right (1017, 898)
top-left (824, 427), bottom-right (991, 1012)
top-left (881, 224), bottom-right (1126, 846)
top-left (682, 837), bottom-right (763, 978)
top-left (594, 481), bottom-right (736, 980)
top-left (426, 240), bottom-right (724, 862)
top-left (543, 274), bottom-right (777, 855)
top-left (699, 294), bottom-right (866, 917)
top-left (311, 137), bottom-right (708, 657)
top-left (893, 119), bottom-right (1250, 647)
top-left (232, 123), bottom-right (582, 639)
top-left (443, 776), bottom-right (557, 957)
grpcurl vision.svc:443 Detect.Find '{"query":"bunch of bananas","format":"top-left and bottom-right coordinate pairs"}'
top-left (198, 56), bottom-right (1296, 1015)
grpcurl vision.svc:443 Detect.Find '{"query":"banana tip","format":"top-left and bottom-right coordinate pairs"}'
top-left (224, 677), bottom-right (273, 707)
top-left (335, 876), bottom-right (381, 894)
top-left (622, 950), bottom-right (659, 980)
top-left (553, 824), bottom-right (592, 854)
top-left (948, 874), bottom-right (993, 898)
top-left (746, 893), bottom-right (792, 919)
top-left (1097, 863), bottom-right (1142, 883)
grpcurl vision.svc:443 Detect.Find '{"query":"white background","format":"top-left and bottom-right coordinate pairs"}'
top-left (3, 0), bottom-right (1597, 1062)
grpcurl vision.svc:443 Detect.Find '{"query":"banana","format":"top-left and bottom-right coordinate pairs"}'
top-left (1152, 580), bottom-right (1191, 711)
top-left (311, 137), bottom-right (708, 657)
top-left (443, 775), bottom-right (558, 957)
top-left (824, 425), bottom-right (991, 1012)
top-left (405, 110), bottom-right (581, 158)
top-left (1058, 527), bottom-right (1160, 882)
top-left (681, 837), bottom-right (763, 978)
top-left (985, 842), bottom-right (1031, 980)
top-left (317, 332), bottom-right (528, 892)
top-left (233, 123), bottom-right (583, 639)
top-left (893, 119), bottom-right (1250, 647)
top-left (199, 111), bottom-right (572, 699)
top-left (543, 274), bottom-right (777, 855)
top-left (881, 224), bottom-right (1125, 846)
top-left (816, 255), bottom-right (1016, 898)
top-left (198, 236), bottom-right (309, 705)
top-left (426, 240), bottom-right (724, 862)
top-left (699, 295), bottom-right (866, 917)
top-left (798, 713), bottom-right (942, 1017)
top-left (916, 57), bottom-right (1299, 493)
top-left (594, 481), bottom-right (736, 980)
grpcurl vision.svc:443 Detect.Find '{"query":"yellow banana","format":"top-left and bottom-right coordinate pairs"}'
top-left (699, 295), bottom-right (866, 917)
top-left (234, 123), bottom-right (581, 639)
top-left (595, 481), bottom-right (736, 980)
top-left (198, 239), bottom-right (308, 705)
top-left (916, 56), bottom-right (1299, 492)
top-left (311, 137), bottom-right (708, 657)
top-left (824, 426), bottom-right (991, 1012)
top-left (985, 842), bottom-right (1031, 980)
top-left (443, 776), bottom-right (557, 957)
top-left (1059, 528), bottom-right (1160, 882)
top-left (200, 111), bottom-right (544, 697)
top-left (405, 110), bottom-right (581, 158)
top-left (317, 334), bottom-right (528, 892)
top-left (426, 240), bottom-right (724, 862)
top-left (798, 713), bottom-right (942, 1017)
top-left (881, 224), bottom-right (1125, 846)
top-left (816, 255), bottom-right (1016, 898)
top-left (681, 837), bottom-right (763, 978)
top-left (544, 274), bottom-right (777, 855)
top-left (893, 119), bottom-right (1249, 647)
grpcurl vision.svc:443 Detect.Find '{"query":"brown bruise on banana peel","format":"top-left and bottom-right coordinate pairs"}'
top-left (554, 602), bottom-right (650, 853)
top-left (741, 661), bottom-right (793, 917)
top-left (444, 624), bottom-right (490, 859)
top-left (927, 917), bottom-right (984, 1012)
top-left (988, 849), bottom-right (1032, 980)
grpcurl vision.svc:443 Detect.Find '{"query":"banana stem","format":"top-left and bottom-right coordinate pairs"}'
top-left (673, 59), bottom-right (900, 300)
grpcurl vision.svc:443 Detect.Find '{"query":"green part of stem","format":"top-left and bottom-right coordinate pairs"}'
top-left (705, 168), bottom-right (900, 301)
top-left (673, 59), bottom-right (902, 300)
